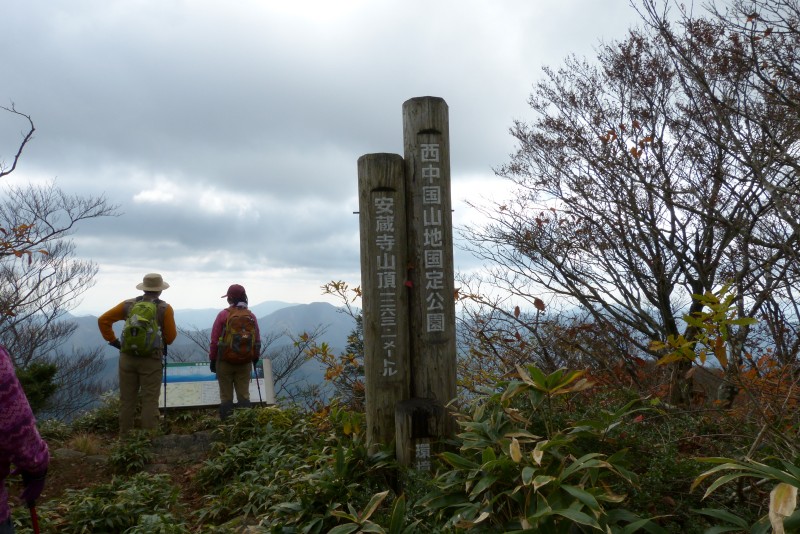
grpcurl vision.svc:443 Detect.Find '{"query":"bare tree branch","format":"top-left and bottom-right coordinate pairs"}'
top-left (0, 103), bottom-right (35, 179)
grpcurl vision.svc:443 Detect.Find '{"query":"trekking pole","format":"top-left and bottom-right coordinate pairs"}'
top-left (253, 359), bottom-right (263, 406)
top-left (29, 502), bottom-right (40, 534)
top-left (162, 345), bottom-right (168, 427)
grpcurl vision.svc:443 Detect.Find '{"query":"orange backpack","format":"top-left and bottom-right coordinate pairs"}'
top-left (217, 307), bottom-right (259, 364)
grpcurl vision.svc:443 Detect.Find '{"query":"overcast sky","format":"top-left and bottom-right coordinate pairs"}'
top-left (1, 0), bottom-right (643, 315)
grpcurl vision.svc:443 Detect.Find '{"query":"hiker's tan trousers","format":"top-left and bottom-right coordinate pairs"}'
top-left (216, 359), bottom-right (252, 405)
top-left (118, 351), bottom-right (163, 435)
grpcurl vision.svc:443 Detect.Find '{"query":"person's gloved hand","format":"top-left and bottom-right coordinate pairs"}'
top-left (109, 339), bottom-right (121, 350)
top-left (210, 359), bottom-right (216, 373)
top-left (14, 468), bottom-right (47, 506)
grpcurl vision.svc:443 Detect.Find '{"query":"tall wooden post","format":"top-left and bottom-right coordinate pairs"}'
top-left (357, 153), bottom-right (411, 449)
top-left (398, 96), bottom-right (458, 464)
top-left (357, 98), bottom-right (458, 469)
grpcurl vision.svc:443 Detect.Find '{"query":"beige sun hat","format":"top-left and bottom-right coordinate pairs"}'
top-left (136, 273), bottom-right (170, 291)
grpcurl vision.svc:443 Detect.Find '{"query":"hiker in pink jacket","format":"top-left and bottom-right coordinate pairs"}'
top-left (0, 345), bottom-right (49, 533)
top-left (209, 284), bottom-right (261, 420)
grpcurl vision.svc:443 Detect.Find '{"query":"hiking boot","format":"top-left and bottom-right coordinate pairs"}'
top-left (219, 401), bottom-right (235, 420)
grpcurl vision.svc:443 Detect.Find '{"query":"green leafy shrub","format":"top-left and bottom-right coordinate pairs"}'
top-left (23, 366), bottom-right (783, 532)
top-left (108, 430), bottom-right (154, 474)
top-left (194, 404), bottom-right (397, 532)
top-left (264, 439), bottom-right (395, 531)
top-left (37, 418), bottom-right (72, 444)
top-left (418, 365), bottom-right (663, 533)
top-left (194, 406), bottom-right (328, 525)
top-left (162, 408), bottom-right (219, 435)
top-left (124, 513), bottom-right (192, 534)
top-left (612, 410), bottom-right (716, 534)
top-left (328, 491), bottom-right (414, 534)
top-left (211, 404), bottom-right (297, 448)
top-left (12, 473), bottom-right (184, 534)
top-left (71, 392), bottom-right (121, 434)
top-left (691, 456), bottom-right (800, 532)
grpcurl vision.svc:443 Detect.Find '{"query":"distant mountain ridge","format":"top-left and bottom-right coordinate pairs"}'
top-left (64, 301), bottom-right (357, 385)
top-left (166, 300), bottom-right (301, 329)
top-left (70, 300), bottom-right (301, 331)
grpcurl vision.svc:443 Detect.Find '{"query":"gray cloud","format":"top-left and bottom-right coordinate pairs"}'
top-left (1, 0), bottom-right (642, 313)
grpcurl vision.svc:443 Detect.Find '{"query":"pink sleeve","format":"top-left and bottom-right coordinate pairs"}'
top-left (0, 346), bottom-right (49, 521)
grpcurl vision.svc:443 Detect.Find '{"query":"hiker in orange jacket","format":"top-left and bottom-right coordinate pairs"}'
top-left (98, 273), bottom-right (177, 435)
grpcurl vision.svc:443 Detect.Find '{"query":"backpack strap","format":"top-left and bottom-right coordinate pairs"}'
top-left (122, 297), bottom-right (138, 317)
top-left (150, 298), bottom-right (168, 330)
top-left (222, 305), bottom-right (236, 332)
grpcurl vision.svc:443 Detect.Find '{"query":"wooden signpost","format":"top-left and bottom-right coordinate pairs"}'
top-left (357, 153), bottom-right (410, 448)
top-left (358, 97), bottom-right (457, 468)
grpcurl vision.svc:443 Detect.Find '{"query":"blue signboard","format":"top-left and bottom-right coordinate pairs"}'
top-left (158, 359), bottom-right (275, 408)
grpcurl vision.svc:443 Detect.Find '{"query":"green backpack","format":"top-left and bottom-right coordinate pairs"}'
top-left (120, 299), bottom-right (163, 357)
